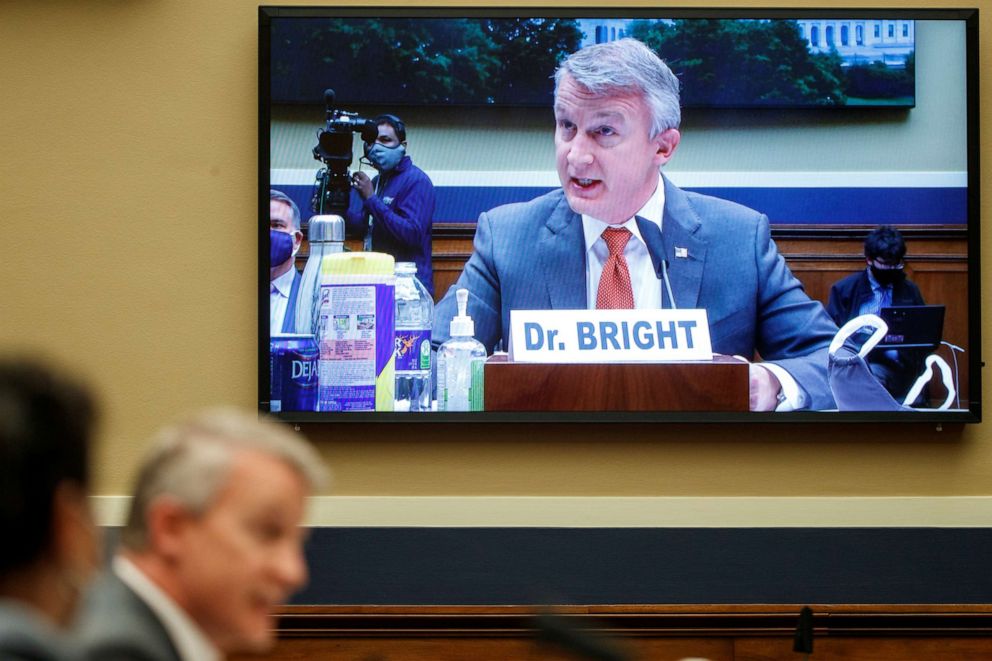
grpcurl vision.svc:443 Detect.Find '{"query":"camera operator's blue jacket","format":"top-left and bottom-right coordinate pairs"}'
top-left (345, 156), bottom-right (436, 295)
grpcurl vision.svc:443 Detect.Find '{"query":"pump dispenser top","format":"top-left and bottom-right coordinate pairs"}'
top-left (449, 288), bottom-right (474, 338)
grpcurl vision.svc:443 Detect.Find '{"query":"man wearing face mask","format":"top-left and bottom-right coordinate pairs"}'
top-left (269, 189), bottom-right (304, 335)
top-left (827, 225), bottom-right (927, 401)
top-left (346, 114), bottom-right (436, 295)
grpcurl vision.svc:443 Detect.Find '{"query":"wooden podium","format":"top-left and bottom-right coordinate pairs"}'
top-left (483, 354), bottom-right (749, 412)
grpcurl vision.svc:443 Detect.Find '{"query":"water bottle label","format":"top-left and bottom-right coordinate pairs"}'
top-left (395, 329), bottom-right (431, 372)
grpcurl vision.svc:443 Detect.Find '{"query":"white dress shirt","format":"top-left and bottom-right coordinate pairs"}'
top-left (580, 174), bottom-right (803, 411)
top-left (857, 267), bottom-right (900, 366)
top-left (858, 267), bottom-right (893, 316)
top-left (114, 555), bottom-right (220, 661)
top-left (270, 267), bottom-right (297, 335)
top-left (582, 177), bottom-right (665, 311)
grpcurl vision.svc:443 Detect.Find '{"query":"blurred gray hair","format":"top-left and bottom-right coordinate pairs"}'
top-left (554, 38), bottom-right (681, 136)
top-left (270, 189), bottom-right (302, 231)
top-left (120, 407), bottom-right (328, 550)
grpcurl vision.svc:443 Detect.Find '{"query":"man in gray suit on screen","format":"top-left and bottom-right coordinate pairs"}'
top-left (433, 38), bottom-right (838, 411)
top-left (75, 408), bottom-right (328, 660)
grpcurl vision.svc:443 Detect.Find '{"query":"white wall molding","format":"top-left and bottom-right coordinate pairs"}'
top-left (92, 495), bottom-right (992, 528)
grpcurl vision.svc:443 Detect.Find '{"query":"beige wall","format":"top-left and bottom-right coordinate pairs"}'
top-left (1, 1), bottom-right (989, 511)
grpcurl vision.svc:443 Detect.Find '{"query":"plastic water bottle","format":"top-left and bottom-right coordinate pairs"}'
top-left (295, 215), bottom-right (345, 336)
top-left (437, 288), bottom-right (486, 412)
top-left (394, 262), bottom-right (433, 412)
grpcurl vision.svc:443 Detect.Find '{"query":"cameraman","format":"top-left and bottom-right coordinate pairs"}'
top-left (346, 114), bottom-right (436, 295)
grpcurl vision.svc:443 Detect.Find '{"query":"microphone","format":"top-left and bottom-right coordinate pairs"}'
top-left (533, 613), bottom-right (630, 661)
top-left (634, 216), bottom-right (678, 310)
top-left (633, 215), bottom-right (677, 309)
top-left (322, 89), bottom-right (336, 123)
top-left (659, 258), bottom-right (678, 310)
top-left (793, 605), bottom-right (814, 659)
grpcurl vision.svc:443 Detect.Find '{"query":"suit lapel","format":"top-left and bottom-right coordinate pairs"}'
top-left (660, 176), bottom-right (707, 309)
top-left (282, 270), bottom-right (302, 333)
top-left (539, 195), bottom-right (587, 309)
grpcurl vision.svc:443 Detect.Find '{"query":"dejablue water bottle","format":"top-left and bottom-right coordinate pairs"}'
top-left (394, 262), bottom-right (433, 412)
top-left (437, 288), bottom-right (486, 412)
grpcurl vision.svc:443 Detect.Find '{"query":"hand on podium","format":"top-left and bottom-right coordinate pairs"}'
top-left (749, 362), bottom-right (783, 412)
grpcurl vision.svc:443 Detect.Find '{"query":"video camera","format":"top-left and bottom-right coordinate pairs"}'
top-left (311, 89), bottom-right (378, 216)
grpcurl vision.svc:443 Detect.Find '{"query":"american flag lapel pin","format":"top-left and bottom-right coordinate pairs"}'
top-left (675, 246), bottom-right (689, 259)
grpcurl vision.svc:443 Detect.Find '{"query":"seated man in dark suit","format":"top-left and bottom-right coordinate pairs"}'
top-left (0, 358), bottom-right (99, 661)
top-left (75, 408), bottom-right (328, 661)
top-left (270, 189), bottom-right (304, 335)
top-left (827, 225), bottom-right (927, 402)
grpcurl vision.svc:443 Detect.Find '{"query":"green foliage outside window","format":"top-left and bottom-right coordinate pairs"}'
top-left (630, 19), bottom-right (847, 107)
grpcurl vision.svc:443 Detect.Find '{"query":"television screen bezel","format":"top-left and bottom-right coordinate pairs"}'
top-left (258, 6), bottom-right (981, 424)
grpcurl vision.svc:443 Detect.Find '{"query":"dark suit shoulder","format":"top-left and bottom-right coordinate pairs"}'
top-left (665, 186), bottom-right (769, 247)
top-left (896, 277), bottom-right (925, 303)
top-left (830, 270), bottom-right (867, 294)
top-left (0, 601), bottom-right (70, 661)
top-left (679, 189), bottom-right (768, 238)
top-left (79, 641), bottom-right (168, 661)
top-left (74, 573), bottom-right (180, 661)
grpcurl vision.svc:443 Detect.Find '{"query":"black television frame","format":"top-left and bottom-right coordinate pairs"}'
top-left (258, 6), bottom-right (981, 424)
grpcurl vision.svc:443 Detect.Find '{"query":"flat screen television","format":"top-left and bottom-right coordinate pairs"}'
top-left (259, 7), bottom-right (981, 423)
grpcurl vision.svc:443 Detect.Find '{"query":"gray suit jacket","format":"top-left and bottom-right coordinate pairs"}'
top-left (73, 571), bottom-right (181, 661)
top-left (433, 177), bottom-right (839, 410)
top-left (0, 600), bottom-right (72, 661)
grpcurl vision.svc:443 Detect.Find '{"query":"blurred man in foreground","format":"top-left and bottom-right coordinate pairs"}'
top-left (75, 408), bottom-right (328, 660)
top-left (0, 358), bottom-right (100, 660)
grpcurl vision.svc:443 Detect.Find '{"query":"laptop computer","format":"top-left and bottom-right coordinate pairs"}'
top-left (875, 305), bottom-right (945, 350)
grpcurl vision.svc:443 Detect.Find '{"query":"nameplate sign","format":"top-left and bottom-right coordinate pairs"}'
top-left (509, 309), bottom-right (712, 363)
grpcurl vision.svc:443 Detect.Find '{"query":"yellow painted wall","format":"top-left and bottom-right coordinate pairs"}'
top-left (1, 1), bottom-right (989, 503)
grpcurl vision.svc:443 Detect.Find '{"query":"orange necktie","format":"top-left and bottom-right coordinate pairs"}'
top-left (596, 227), bottom-right (635, 309)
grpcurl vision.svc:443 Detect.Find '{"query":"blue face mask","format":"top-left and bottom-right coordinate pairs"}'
top-left (270, 229), bottom-right (295, 266)
top-left (365, 143), bottom-right (406, 172)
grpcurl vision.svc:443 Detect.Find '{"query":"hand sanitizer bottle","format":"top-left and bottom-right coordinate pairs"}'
top-left (437, 289), bottom-right (487, 412)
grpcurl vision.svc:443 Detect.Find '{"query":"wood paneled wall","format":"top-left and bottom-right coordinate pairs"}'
top-left (419, 224), bottom-right (972, 404)
top-left (234, 604), bottom-right (992, 661)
